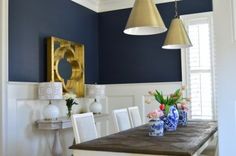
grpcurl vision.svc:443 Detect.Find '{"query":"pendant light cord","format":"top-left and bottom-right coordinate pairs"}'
top-left (174, 0), bottom-right (179, 18)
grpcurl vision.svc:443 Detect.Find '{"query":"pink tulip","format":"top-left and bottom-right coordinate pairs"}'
top-left (177, 103), bottom-right (188, 110)
top-left (148, 91), bottom-right (155, 96)
top-left (147, 109), bottom-right (164, 119)
top-left (186, 97), bottom-right (191, 102)
top-left (145, 99), bottom-right (152, 104)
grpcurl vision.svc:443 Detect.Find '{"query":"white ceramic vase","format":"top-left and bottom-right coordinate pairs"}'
top-left (89, 99), bottom-right (102, 114)
top-left (43, 104), bottom-right (60, 120)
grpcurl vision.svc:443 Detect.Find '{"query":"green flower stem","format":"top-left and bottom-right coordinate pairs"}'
top-left (66, 98), bottom-right (78, 118)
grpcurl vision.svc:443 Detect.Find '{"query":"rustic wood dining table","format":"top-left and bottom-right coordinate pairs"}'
top-left (70, 120), bottom-right (217, 156)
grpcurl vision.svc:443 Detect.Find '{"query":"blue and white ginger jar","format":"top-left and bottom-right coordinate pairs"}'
top-left (148, 118), bottom-right (164, 136)
top-left (161, 106), bottom-right (179, 131)
top-left (178, 110), bottom-right (188, 126)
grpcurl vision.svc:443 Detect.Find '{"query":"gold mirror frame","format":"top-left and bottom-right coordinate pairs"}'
top-left (47, 36), bottom-right (85, 97)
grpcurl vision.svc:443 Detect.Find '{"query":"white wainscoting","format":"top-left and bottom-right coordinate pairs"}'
top-left (7, 82), bottom-right (95, 156)
top-left (103, 82), bottom-right (182, 134)
top-left (6, 81), bottom-right (181, 156)
top-left (7, 82), bottom-right (73, 156)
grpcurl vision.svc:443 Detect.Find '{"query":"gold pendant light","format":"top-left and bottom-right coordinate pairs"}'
top-left (124, 0), bottom-right (167, 35)
top-left (162, 0), bottom-right (192, 49)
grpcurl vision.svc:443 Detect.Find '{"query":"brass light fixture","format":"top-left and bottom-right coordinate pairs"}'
top-left (162, 0), bottom-right (192, 49)
top-left (124, 0), bottom-right (167, 35)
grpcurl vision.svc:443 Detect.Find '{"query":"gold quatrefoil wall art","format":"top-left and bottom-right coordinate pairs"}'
top-left (47, 36), bottom-right (85, 97)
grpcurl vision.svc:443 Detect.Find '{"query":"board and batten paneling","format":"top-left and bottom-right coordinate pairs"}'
top-left (6, 81), bottom-right (181, 156)
top-left (7, 82), bottom-right (106, 156)
top-left (104, 82), bottom-right (182, 134)
top-left (7, 82), bottom-right (74, 156)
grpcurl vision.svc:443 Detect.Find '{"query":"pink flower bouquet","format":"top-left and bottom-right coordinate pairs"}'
top-left (147, 109), bottom-right (164, 119)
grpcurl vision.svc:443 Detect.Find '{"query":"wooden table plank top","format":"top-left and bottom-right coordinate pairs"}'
top-left (70, 121), bottom-right (217, 156)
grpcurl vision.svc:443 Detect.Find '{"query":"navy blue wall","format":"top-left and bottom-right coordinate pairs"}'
top-left (9, 0), bottom-right (212, 84)
top-left (9, 0), bottom-right (99, 83)
top-left (98, 0), bottom-right (212, 84)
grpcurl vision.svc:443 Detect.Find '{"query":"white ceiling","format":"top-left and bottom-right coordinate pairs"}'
top-left (71, 0), bottom-right (179, 13)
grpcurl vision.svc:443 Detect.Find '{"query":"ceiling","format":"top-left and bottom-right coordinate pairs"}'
top-left (71, 0), bottom-right (179, 13)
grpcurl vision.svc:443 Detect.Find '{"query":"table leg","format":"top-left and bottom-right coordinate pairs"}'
top-left (52, 130), bottom-right (63, 156)
top-left (215, 138), bottom-right (219, 156)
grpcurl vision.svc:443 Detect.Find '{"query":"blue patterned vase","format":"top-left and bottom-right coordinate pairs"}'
top-left (148, 118), bottom-right (164, 136)
top-left (161, 106), bottom-right (179, 131)
top-left (178, 110), bottom-right (188, 126)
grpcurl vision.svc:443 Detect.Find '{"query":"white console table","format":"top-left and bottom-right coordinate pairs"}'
top-left (35, 114), bottom-right (109, 156)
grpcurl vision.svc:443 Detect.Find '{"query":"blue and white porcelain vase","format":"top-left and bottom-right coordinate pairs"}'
top-left (161, 106), bottom-right (179, 131)
top-left (148, 118), bottom-right (164, 136)
top-left (178, 110), bottom-right (188, 126)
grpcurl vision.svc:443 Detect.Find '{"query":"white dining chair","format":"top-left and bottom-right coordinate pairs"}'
top-left (128, 106), bottom-right (142, 128)
top-left (71, 112), bottom-right (98, 144)
top-left (112, 108), bottom-right (131, 132)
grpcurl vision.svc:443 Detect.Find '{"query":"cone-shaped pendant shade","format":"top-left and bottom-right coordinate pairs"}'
top-left (162, 18), bottom-right (192, 49)
top-left (124, 0), bottom-right (167, 35)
